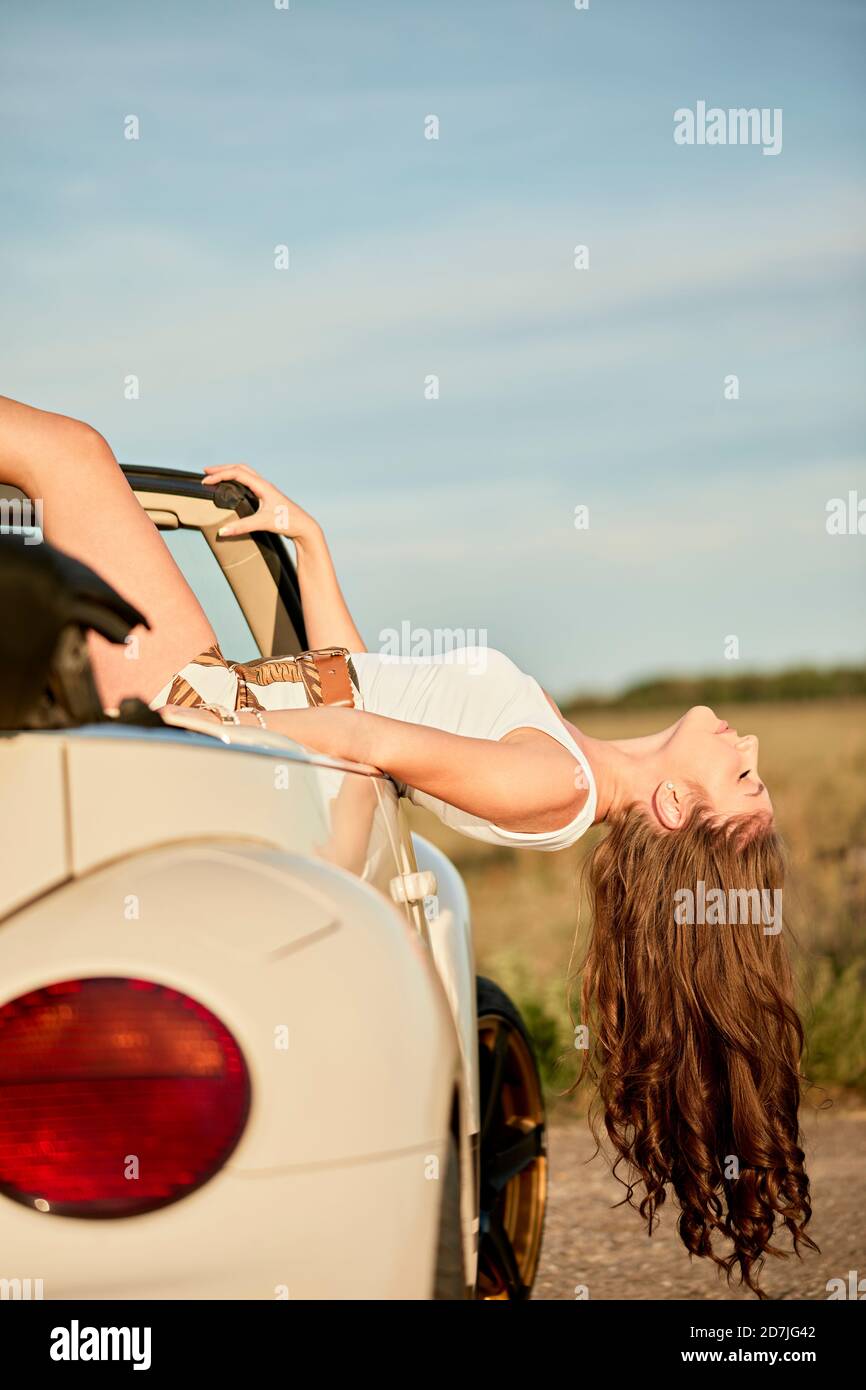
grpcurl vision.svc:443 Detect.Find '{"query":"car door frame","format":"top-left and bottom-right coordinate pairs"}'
top-left (123, 463), bottom-right (309, 657)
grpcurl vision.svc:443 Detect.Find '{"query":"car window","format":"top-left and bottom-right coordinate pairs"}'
top-left (160, 527), bottom-right (259, 661)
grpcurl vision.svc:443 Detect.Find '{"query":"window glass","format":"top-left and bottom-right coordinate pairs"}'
top-left (160, 527), bottom-right (258, 661)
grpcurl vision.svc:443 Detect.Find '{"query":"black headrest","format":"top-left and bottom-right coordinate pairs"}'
top-left (0, 534), bottom-right (149, 728)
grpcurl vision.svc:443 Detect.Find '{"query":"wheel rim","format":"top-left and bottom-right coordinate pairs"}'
top-left (476, 1013), bottom-right (547, 1300)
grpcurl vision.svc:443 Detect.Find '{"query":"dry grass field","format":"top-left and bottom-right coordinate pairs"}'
top-left (409, 697), bottom-right (866, 1103)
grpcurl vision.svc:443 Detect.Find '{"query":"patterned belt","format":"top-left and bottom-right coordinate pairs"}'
top-left (164, 644), bottom-right (360, 713)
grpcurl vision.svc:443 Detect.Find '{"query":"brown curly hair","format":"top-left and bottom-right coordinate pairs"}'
top-left (575, 800), bottom-right (817, 1297)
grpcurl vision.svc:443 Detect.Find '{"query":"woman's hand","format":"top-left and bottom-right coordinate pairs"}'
top-left (202, 462), bottom-right (321, 546)
top-left (204, 461), bottom-right (366, 653)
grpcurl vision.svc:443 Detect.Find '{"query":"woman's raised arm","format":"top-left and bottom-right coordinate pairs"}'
top-left (202, 463), bottom-right (366, 654)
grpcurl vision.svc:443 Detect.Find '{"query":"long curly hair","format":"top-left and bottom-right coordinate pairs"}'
top-left (575, 800), bottom-right (817, 1297)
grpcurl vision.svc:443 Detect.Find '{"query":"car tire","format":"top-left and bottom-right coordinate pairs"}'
top-left (475, 975), bottom-right (548, 1300)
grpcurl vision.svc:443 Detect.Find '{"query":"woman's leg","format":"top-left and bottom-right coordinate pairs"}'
top-left (0, 395), bottom-right (216, 707)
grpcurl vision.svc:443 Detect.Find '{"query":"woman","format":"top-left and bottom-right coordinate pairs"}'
top-left (1, 395), bottom-right (814, 1294)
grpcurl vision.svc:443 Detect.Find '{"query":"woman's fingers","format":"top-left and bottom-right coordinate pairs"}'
top-left (204, 463), bottom-right (274, 535)
top-left (202, 462), bottom-right (268, 495)
top-left (202, 463), bottom-right (316, 542)
top-left (203, 461), bottom-right (262, 480)
top-left (216, 513), bottom-right (262, 538)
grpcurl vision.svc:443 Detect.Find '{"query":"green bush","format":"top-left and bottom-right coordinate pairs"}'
top-left (802, 956), bottom-right (866, 1093)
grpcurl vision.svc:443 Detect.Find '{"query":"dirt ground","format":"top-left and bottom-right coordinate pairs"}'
top-left (534, 1104), bottom-right (866, 1301)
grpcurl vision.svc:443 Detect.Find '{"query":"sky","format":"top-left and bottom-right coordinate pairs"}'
top-left (1, 0), bottom-right (864, 697)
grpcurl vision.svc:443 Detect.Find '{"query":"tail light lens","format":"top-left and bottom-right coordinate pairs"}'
top-left (0, 978), bottom-right (250, 1217)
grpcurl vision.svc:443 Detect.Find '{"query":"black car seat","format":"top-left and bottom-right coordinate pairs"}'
top-left (0, 533), bottom-right (160, 729)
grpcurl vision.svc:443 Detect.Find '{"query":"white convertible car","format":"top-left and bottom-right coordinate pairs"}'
top-left (0, 466), bottom-right (547, 1301)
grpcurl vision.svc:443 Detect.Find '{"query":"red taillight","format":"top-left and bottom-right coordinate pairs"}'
top-left (0, 978), bottom-right (250, 1217)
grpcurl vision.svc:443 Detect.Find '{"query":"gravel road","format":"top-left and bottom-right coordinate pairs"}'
top-left (534, 1106), bottom-right (866, 1301)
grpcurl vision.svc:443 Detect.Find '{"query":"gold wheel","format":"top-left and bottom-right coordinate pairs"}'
top-left (476, 978), bottom-right (547, 1300)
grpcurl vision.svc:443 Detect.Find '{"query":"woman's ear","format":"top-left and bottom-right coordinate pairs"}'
top-left (653, 778), bottom-right (684, 830)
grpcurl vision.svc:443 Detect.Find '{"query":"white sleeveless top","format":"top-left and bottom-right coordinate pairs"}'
top-left (352, 648), bottom-right (596, 851)
top-left (151, 645), bottom-right (597, 852)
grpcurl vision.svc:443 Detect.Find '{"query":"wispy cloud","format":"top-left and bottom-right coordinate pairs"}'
top-left (1, 0), bottom-right (863, 689)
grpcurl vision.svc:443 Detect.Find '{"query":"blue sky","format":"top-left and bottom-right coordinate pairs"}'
top-left (1, 0), bottom-right (864, 695)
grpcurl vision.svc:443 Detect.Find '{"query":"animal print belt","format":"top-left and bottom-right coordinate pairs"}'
top-left (163, 643), bottom-right (360, 712)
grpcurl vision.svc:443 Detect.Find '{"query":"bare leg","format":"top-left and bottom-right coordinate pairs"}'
top-left (0, 395), bottom-right (216, 707)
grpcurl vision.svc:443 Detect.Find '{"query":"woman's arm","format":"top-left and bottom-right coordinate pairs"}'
top-left (202, 463), bottom-right (366, 653)
top-left (289, 526), bottom-right (366, 653)
top-left (172, 702), bottom-right (587, 834)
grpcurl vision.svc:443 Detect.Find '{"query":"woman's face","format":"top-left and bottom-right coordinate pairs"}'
top-left (663, 705), bottom-right (773, 821)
